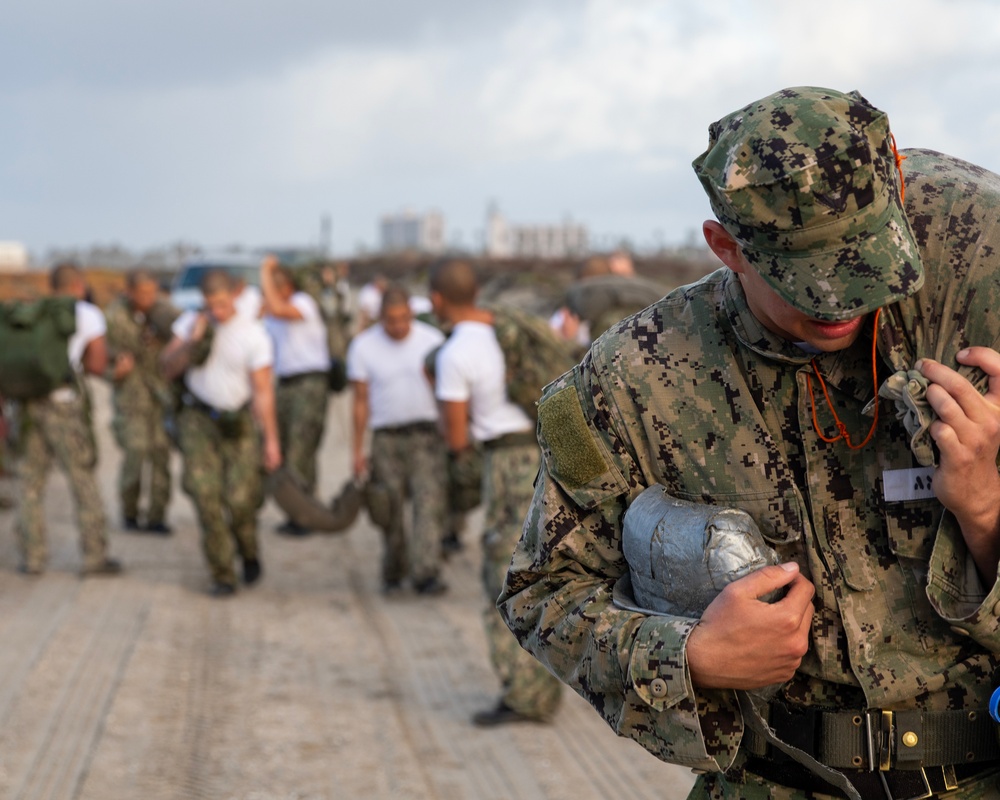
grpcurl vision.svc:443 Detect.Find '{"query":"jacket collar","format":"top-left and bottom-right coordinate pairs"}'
top-left (722, 271), bottom-right (889, 404)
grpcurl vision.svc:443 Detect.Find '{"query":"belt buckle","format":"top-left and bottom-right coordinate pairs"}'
top-left (866, 709), bottom-right (933, 799)
top-left (864, 709), bottom-right (894, 772)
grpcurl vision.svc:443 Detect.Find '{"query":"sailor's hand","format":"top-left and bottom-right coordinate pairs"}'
top-left (113, 352), bottom-right (135, 380)
top-left (190, 312), bottom-right (210, 342)
top-left (686, 562), bottom-right (814, 690)
top-left (262, 437), bottom-right (282, 473)
top-left (919, 348), bottom-right (1000, 581)
top-left (353, 452), bottom-right (369, 480)
top-left (920, 349), bottom-right (1000, 516)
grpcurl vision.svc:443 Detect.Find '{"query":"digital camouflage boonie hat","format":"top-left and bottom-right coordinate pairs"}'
top-left (692, 86), bottom-right (924, 321)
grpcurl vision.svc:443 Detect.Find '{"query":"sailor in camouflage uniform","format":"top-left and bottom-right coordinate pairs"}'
top-left (500, 87), bottom-right (1000, 798)
top-left (260, 255), bottom-right (330, 535)
top-left (430, 260), bottom-right (563, 727)
top-left (161, 269), bottom-right (282, 597)
top-left (17, 263), bottom-right (121, 576)
top-left (347, 284), bottom-right (448, 596)
top-left (105, 269), bottom-right (178, 533)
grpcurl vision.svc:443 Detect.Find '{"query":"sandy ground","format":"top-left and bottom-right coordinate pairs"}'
top-left (0, 380), bottom-right (697, 800)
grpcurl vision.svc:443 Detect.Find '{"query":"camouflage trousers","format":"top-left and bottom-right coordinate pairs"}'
top-left (482, 441), bottom-right (562, 719)
top-left (370, 424), bottom-right (447, 585)
top-left (276, 373), bottom-right (328, 497)
top-left (16, 392), bottom-right (108, 571)
top-left (693, 765), bottom-right (1000, 799)
top-left (178, 406), bottom-right (262, 586)
top-left (112, 401), bottom-right (171, 525)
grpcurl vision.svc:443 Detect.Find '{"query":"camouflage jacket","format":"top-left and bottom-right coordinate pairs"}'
top-left (499, 150), bottom-right (1000, 773)
top-left (104, 297), bottom-right (178, 412)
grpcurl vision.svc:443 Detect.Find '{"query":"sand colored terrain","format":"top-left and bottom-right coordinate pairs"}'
top-left (0, 381), bottom-right (697, 800)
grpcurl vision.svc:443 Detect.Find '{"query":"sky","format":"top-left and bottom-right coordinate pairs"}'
top-left (3, 0), bottom-right (1000, 259)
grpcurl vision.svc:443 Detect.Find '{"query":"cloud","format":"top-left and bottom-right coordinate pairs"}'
top-left (0, 0), bottom-right (557, 91)
top-left (475, 0), bottom-right (1000, 164)
top-left (3, 0), bottom-right (1000, 253)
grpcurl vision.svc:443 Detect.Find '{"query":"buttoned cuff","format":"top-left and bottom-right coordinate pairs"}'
top-left (622, 615), bottom-right (741, 771)
top-left (629, 615), bottom-right (698, 709)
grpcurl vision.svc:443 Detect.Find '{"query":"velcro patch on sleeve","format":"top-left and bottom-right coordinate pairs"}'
top-left (538, 385), bottom-right (609, 489)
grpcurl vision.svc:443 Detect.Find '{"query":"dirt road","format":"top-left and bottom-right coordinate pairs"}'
top-left (0, 381), bottom-right (696, 800)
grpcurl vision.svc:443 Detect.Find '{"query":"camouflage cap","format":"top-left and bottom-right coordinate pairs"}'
top-left (692, 86), bottom-right (924, 321)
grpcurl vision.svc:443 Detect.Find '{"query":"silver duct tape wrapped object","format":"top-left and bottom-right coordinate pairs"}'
top-left (617, 485), bottom-right (781, 618)
top-left (614, 487), bottom-right (864, 797)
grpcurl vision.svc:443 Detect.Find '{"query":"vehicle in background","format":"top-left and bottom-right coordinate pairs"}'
top-left (263, 247), bottom-right (321, 270)
top-left (169, 253), bottom-right (265, 312)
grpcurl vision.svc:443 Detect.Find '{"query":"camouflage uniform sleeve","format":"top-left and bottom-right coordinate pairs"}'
top-left (499, 353), bottom-right (743, 771)
top-left (102, 301), bottom-right (130, 381)
top-left (103, 301), bottom-right (126, 355)
top-left (926, 515), bottom-right (1000, 647)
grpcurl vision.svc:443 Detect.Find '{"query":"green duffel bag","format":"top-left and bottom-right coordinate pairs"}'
top-left (0, 296), bottom-right (77, 399)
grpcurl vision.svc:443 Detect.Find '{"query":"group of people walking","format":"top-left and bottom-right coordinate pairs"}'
top-left (2, 254), bottom-right (592, 729)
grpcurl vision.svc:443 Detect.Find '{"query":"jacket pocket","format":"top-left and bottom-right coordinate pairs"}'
top-left (883, 499), bottom-right (941, 562)
top-left (672, 488), bottom-right (805, 560)
top-left (822, 500), bottom-right (876, 592)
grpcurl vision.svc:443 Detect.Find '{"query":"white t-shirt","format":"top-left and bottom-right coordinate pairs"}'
top-left (264, 292), bottom-right (330, 378)
top-left (409, 295), bottom-right (433, 317)
top-left (69, 301), bottom-right (107, 371)
top-left (235, 285), bottom-right (263, 319)
top-left (435, 320), bottom-right (533, 442)
top-left (172, 311), bottom-right (273, 411)
top-left (347, 320), bottom-right (443, 430)
top-left (357, 282), bottom-right (383, 321)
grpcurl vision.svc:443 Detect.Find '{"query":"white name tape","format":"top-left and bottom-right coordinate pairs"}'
top-left (882, 467), bottom-right (937, 502)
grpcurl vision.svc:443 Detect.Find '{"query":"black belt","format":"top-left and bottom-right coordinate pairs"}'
top-left (277, 370), bottom-right (328, 386)
top-left (744, 756), bottom-right (997, 799)
top-left (482, 430), bottom-right (537, 450)
top-left (373, 421), bottom-right (438, 435)
top-left (180, 392), bottom-right (248, 419)
top-left (744, 705), bottom-right (1000, 770)
top-left (742, 703), bottom-right (1000, 799)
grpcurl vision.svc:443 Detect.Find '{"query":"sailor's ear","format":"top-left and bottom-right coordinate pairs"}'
top-left (703, 221), bottom-right (748, 275)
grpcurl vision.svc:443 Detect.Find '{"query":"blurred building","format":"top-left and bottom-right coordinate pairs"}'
top-left (0, 241), bottom-right (29, 273)
top-left (380, 210), bottom-right (445, 254)
top-left (484, 204), bottom-right (588, 259)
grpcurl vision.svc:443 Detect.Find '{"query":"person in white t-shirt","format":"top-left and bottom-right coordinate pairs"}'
top-left (161, 269), bottom-right (281, 597)
top-left (16, 263), bottom-right (121, 577)
top-left (347, 284), bottom-right (448, 596)
top-left (430, 259), bottom-right (562, 727)
top-left (260, 255), bottom-right (331, 535)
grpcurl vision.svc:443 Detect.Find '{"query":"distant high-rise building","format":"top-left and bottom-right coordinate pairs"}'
top-left (484, 205), bottom-right (588, 259)
top-left (0, 241), bottom-right (28, 273)
top-left (485, 203), bottom-right (513, 258)
top-left (379, 210), bottom-right (445, 254)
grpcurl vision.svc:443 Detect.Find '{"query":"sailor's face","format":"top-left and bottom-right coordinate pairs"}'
top-left (381, 303), bottom-right (412, 341)
top-left (737, 261), bottom-right (868, 353)
top-left (129, 280), bottom-right (159, 314)
top-left (203, 290), bottom-right (237, 324)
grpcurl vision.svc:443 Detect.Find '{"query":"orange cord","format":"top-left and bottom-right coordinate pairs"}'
top-left (806, 308), bottom-right (881, 449)
top-left (890, 133), bottom-right (907, 203)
